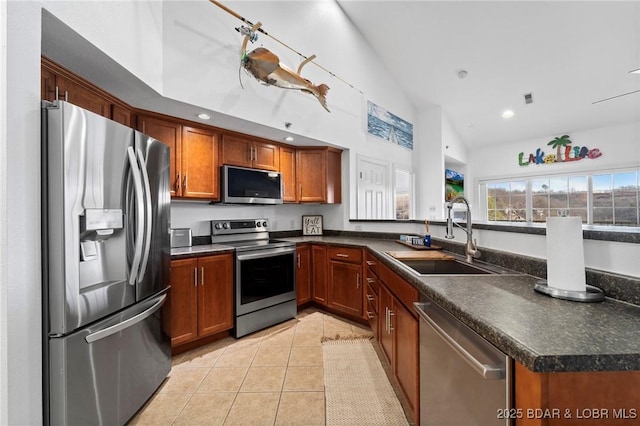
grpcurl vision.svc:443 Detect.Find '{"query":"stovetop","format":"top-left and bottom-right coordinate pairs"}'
top-left (209, 219), bottom-right (295, 251)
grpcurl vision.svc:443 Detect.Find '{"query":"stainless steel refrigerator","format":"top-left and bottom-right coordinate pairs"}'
top-left (41, 101), bottom-right (171, 425)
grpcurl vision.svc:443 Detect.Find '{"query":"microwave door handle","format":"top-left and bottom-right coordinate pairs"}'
top-left (136, 148), bottom-right (153, 282)
top-left (126, 147), bottom-right (144, 286)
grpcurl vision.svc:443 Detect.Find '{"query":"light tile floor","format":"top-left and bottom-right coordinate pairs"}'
top-left (129, 308), bottom-right (373, 425)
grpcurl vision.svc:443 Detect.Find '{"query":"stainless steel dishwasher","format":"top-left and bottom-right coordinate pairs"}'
top-left (414, 299), bottom-right (512, 425)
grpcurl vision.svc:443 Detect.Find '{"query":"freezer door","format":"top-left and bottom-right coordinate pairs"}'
top-left (134, 131), bottom-right (171, 301)
top-left (44, 101), bottom-right (136, 334)
top-left (48, 293), bottom-right (171, 426)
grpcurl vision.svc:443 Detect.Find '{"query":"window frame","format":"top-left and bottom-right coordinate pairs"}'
top-left (479, 167), bottom-right (640, 227)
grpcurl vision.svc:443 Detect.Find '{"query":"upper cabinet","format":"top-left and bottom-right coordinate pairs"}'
top-left (220, 134), bottom-right (280, 171)
top-left (41, 57), bottom-right (133, 126)
top-left (297, 147), bottom-right (342, 204)
top-left (181, 126), bottom-right (219, 200)
top-left (137, 114), bottom-right (182, 198)
top-left (279, 146), bottom-right (297, 203)
top-left (137, 114), bottom-right (219, 200)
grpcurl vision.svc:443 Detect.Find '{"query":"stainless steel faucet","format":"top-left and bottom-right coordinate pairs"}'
top-left (445, 196), bottom-right (480, 263)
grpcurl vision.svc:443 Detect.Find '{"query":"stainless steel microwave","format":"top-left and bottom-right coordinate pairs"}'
top-left (220, 165), bottom-right (283, 205)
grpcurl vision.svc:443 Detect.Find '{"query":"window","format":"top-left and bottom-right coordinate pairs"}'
top-left (395, 169), bottom-right (414, 220)
top-left (487, 181), bottom-right (526, 221)
top-left (482, 169), bottom-right (640, 227)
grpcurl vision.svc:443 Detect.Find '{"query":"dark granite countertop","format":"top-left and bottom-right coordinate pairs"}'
top-left (172, 235), bottom-right (640, 373)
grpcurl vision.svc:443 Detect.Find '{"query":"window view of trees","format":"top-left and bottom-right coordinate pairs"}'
top-left (484, 170), bottom-right (639, 227)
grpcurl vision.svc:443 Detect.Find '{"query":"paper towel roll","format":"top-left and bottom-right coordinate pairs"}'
top-left (546, 216), bottom-right (586, 292)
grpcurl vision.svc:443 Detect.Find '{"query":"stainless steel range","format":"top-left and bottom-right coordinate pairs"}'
top-left (211, 219), bottom-right (297, 338)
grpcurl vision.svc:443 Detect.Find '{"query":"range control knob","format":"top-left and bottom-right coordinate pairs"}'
top-left (222, 222), bottom-right (230, 229)
top-left (256, 221), bottom-right (262, 228)
top-left (214, 223), bottom-right (222, 230)
top-left (261, 221), bottom-right (268, 228)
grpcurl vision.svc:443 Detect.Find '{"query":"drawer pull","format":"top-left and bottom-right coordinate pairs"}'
top-left (366, 294), bottom-right (374, 302)
top-left (366, 277), bottom-right (375, 284)
top-left (336, 253), bottom-right (349, 258)
top-left (366, 260), bottom-right (376, 266)
top-left (366, 311), bottom-right (375, 320)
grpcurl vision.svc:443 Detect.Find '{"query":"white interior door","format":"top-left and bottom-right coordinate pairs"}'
top-left (357, 156), bottom-right (389, 219)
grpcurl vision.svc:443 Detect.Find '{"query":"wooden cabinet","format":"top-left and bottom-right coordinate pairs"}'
top-left (41, 57), bottom-right (133, 125)
top-left (514, 362), bottom-right (640, 426)
top-left (220, 134), bottom-right (280, 171)
top-left (137, 115), bottom-right (182, 197)
top-left (327, 246), bottom-right (363, 317)
top-left (169, 253), bottom-right (233, 347)
top-left (364, 251), bottom-right (380, 339)
top-left (311, 245), bottom-right (328, 306)
top-left (296, 244), bottom-right (311, 305)
top-left (55, 74), bottom-right (112, 118)
top-left (279, 146), bottom-right (297, 203)
top-left (137, 115), bottom-right (219, 200)
top-left (377, 262), bottom-right (420, 424)
top-left (181, 126), bottom-right (219, 199)
top-left (296, 147), bottom-right (342, 203)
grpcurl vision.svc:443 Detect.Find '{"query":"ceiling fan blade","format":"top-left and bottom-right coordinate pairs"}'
top-left (592, 89), bottom-right (640, 104)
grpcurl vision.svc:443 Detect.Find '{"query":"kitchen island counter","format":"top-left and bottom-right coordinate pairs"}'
top-left (283, 236), bottom-right (640, 373)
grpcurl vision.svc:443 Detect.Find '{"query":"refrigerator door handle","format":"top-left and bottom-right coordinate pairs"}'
top-left (84, 294), bottom-right (167, 343)
top-left (136, 148), bottom-right (153, 282)
top-left (127, 147), bottom-right (145, 285)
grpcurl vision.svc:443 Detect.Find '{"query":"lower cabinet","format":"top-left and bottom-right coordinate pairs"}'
top-left (377, 261), bottom-right (420, 425)
top-left (296, 244), bottom-right (311, 305)
top-left (327, 246), bottom-right (363, 317)
top-left (311, 245), bottom-right (328, 305)
top-left (169, 253), bottom-right (233, 347)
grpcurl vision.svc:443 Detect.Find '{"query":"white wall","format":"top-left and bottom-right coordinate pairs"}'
top-left (471, 121), bottom-right (640, 182)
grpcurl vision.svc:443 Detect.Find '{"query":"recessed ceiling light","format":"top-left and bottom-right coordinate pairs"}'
top-left (630, 69), bottom-right (640, 74)
top-left (284, 136), bottom-right (295, 142)
top-left (197, 113), bottom-right (211, 120)
top-left (502, 110), bottom-right (514, 119)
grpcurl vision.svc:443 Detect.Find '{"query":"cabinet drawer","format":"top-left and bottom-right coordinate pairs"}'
top-left (365, 270), bottom-right (379, 295)
top-left (365, 283), bottom-right (378, 314)
top-left (327, 246), bottom-right (362, 263)
top-left (365, 251), bottom-right (379, 276)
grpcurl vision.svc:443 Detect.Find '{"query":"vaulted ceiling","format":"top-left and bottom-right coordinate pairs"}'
top-left (337, 1), bottom-right (640, 148)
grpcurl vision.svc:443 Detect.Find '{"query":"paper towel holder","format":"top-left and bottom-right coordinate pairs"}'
top-left (534, 280), bottom-right (605, 302)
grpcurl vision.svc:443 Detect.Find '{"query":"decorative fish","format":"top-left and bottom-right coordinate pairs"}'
top-left (242, 47), bottom-right (330, 112)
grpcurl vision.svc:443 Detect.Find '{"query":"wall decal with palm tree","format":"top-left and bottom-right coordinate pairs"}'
top-left (518, 134), bottom-right (603, 166)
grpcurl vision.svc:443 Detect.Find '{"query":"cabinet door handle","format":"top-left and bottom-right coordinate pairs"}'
top-left (385, 307), bottom-right (389, 333)
top-left (388, 310), bottom-right (395, 332)
top-left (194, 267), bottom-right (198, 286)
top-left (299, 184), bottom-right (302, 198)
top-left (201, 267), bottom-right (204, 286)
top-left (175, 173), bottom-right (181, 192)
top-left (183, 174), bottom-right (187, 191)
top-left (356, 273), bottom-right (360, 289)
top-left (297, 253), bottom-right (301, 268)
top-left (336, 253), bottom-right (349, 258)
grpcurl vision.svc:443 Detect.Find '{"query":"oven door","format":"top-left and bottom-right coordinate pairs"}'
top-left (235, 246), bottom-right (296, 316)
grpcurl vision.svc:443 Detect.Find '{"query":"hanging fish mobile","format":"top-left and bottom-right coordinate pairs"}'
top-left (237, 23), bottom-right (330, 113)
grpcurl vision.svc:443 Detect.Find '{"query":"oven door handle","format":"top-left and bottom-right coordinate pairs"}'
top-left (236, 246), bottom-right (296, 261)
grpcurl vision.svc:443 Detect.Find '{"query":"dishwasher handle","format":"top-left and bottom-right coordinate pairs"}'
top-left (414, 302), bottom-right (504, 380)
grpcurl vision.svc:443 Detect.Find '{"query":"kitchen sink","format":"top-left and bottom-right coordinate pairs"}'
top-left (395, 258), bottom-right (508, 275)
